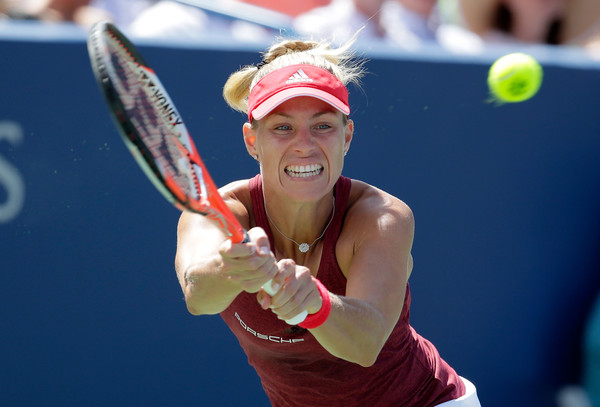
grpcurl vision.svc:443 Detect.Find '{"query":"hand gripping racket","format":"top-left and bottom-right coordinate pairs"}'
top-left (87, 21), bottom-right (307, 325)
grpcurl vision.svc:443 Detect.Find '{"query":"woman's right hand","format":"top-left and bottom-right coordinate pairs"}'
top-left (219, 227), bottom-right (279, 294)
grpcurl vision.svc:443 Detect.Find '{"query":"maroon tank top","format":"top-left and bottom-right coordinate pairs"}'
top-left (220, 174), bottom-right (464, 406)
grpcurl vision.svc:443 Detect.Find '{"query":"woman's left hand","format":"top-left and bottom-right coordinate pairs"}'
top-left (256, 259), bottom-right (323, 322)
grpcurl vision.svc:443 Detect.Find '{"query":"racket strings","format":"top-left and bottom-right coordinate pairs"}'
top-left (107, 37), bottom-right (203, 205)
top-left (90, 22), bottom-right (246, 243)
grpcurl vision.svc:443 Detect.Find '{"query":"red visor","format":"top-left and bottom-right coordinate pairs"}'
top-left (247, 64), bottom-right (350, 121)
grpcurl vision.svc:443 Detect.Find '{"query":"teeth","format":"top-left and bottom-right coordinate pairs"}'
top-left (286, 164), bottom-right (323, 178)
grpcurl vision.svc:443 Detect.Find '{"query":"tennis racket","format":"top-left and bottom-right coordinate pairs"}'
top-left (87, 21), bottom-right (307, 325)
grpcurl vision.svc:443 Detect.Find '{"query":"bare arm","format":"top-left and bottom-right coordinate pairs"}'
top-left (175, 211), bottom-right (238, 315)
top-left (175, 185), bottom-right (279, 315)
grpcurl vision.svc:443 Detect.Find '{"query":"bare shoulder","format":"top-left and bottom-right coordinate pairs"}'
top-left (337, 179), bottom-right (414, 271)
top-left (220, 179), bottom-right (252, 207)
top-left (219, 179), bottom-right (253, 230)
top-left (346, 179), bottom-right (414, 227)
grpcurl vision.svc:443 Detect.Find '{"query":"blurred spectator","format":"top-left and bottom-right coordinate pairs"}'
top-left (293, 0), bottom-right (440, 48)
top-left (0, 0), bottom-right (33, 19)
top-left (1, 0), bottom-right (153, 27)
top-left (0, 0), bottom-right (57, 20)
top-left (583, 292), bottom-right (600, 406)
top-left (129, 0), bottom-right (331, 41)
top-left (129, 0), bottom-right (276, 43)
top-left (556, 290), bottom-right (600, 407)
top-left (36, 0), bottom-right (93, 22)
top-left (557, 386), bottom-right (592, 407)
top-left (89, 0), bottom-right (154, 27)
top-left (1, 0), bottom-right (111, 26)
top-left (239, 0), bottom-right (330, 17)
top-left (455, 0), bottom-right (600, 47)
top-left (129, 1), bottom-right (226, 39)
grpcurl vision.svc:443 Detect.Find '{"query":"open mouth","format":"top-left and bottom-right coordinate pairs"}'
top-left (285, 164), bottom-right (323, 178)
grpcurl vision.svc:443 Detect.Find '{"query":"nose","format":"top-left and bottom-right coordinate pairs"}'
top-left (292, 126), bottom-right (314, 153)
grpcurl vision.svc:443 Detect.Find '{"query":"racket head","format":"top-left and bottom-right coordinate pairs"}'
top-left (87, 21), bottom-right (245, 242)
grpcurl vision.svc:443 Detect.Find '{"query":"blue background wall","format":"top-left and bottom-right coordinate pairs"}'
top-left (1, 23), bottom-right (600, 406)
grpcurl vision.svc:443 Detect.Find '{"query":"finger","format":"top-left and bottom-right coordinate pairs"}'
top-left (273, 283), bottom-right (312, 319)
top-left (266, 259), bottom-right (296, 296)
top-left (269, 263), bottom-right (317, 318)
top-left (224, 253), bottom-right (279, 293)
top-left (248, 227), bottom-right (271, 256)
top-left (219, 239), bottom-right (256, 260)
top-left (276, 280), bottom-right (323, 322)
top-left (227, 256), bottom-right (277, 285)
top-left (256, 290), bottom-right (272, 310)
top-left (219, 237), bottom-right (272, 275)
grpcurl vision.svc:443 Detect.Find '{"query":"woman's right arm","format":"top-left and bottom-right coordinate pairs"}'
top-left (175, 209), bottom-right (279, 316)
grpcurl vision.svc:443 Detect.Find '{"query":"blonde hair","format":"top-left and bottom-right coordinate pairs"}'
top-left (223, 36), bottom-right (365, 116)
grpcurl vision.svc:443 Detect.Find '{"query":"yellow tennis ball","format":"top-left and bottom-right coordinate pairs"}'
top-left (487, 53), bottom-right (543, 103)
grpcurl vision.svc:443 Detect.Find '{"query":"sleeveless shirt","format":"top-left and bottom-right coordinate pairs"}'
top-left (220, 174), bottom-right (465, 407)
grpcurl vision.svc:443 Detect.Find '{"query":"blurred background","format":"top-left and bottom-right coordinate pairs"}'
top-left (1, 1), bottom-right (599, 406)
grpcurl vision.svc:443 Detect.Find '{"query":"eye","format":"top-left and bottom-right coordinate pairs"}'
top-left (275, 124), bottom-right (293, 131)
top-left (313, 122), bottom-right (337, 134)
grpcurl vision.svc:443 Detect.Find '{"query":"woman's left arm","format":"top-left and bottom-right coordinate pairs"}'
top-left (260, 186), bottom-right (415, 366)
top-left (308, 190), bottom-right (415, 366)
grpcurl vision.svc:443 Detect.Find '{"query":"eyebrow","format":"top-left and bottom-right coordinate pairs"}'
top-left (269, 110), bottom-right (337, 120)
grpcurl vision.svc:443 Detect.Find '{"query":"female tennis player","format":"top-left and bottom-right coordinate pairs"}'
top-left (175, 36), bottom-right (480, 406)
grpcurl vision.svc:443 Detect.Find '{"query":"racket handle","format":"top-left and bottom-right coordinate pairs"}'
top-left (263, 279), bottom-right (308, 325)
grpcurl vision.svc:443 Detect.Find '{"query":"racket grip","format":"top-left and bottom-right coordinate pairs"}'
top-left (263, 279), bottom-right (308, 325)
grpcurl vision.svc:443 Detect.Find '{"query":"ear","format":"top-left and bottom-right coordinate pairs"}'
top-left (243, 122), bottom-right (258, 158)
top-left (343, 119), bottom-right (354, 155)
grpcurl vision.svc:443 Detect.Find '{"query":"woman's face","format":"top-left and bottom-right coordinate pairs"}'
top-left (245, 96), bottom-right (353, 203)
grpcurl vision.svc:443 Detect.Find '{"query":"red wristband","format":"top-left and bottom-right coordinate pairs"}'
top-left (298, 278), bottom-right (331, 329)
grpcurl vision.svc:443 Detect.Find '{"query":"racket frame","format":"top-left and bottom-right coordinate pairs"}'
top-left (88, 21), bottom-right (306, 325)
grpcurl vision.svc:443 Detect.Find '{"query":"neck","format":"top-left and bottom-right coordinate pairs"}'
top-left (263, 190), bottom-right (335, 254)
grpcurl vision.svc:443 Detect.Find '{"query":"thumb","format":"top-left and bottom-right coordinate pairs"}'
top-left (248, 226), bottom-right (271, 256)
top-left (256, 290), bottom-right (271, 310)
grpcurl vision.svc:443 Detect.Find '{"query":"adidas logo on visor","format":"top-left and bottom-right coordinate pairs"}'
top-left (286, 69), bottom-right (313, 84)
